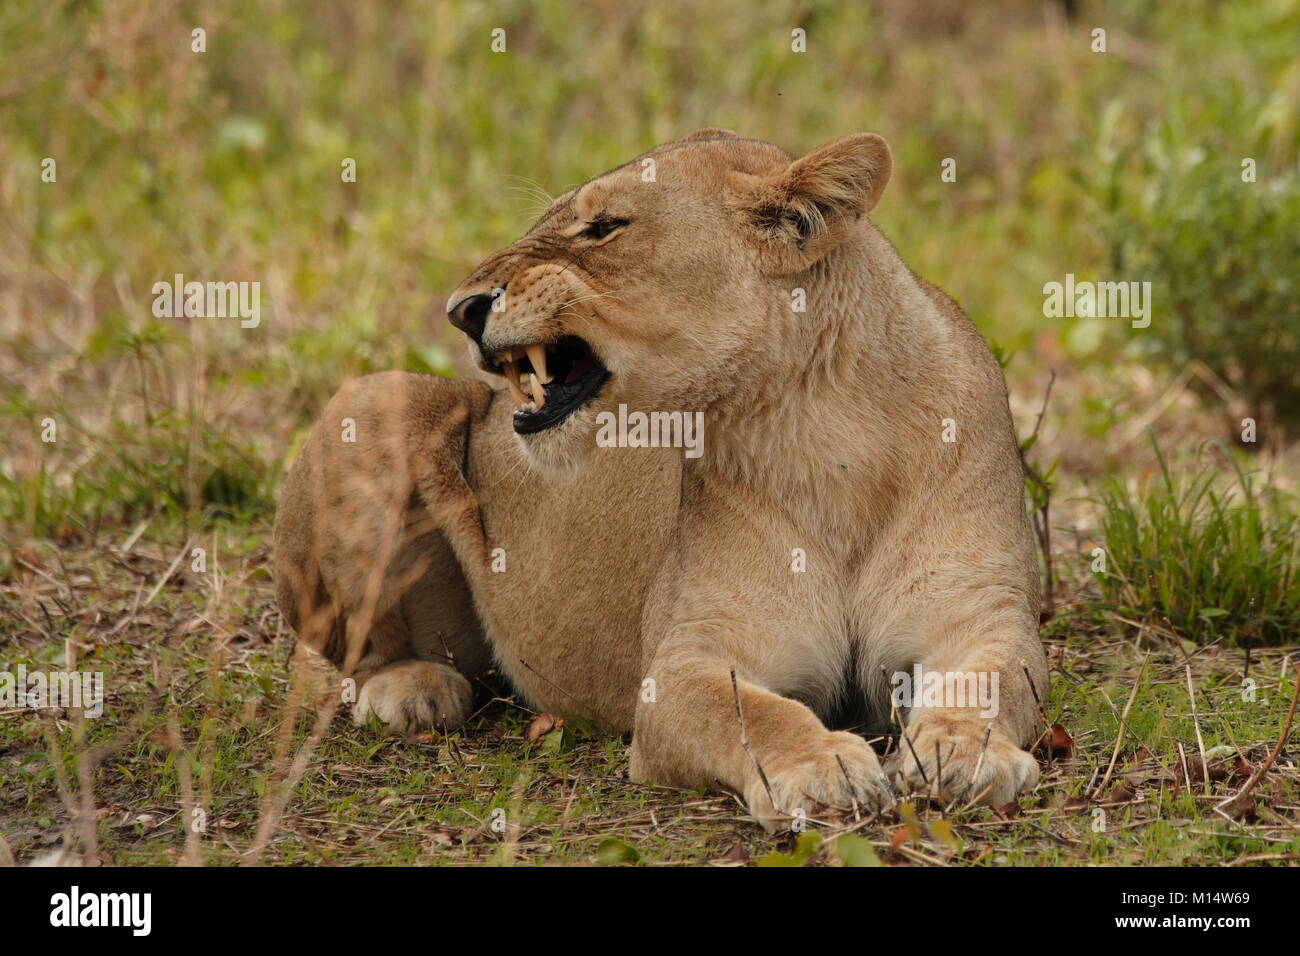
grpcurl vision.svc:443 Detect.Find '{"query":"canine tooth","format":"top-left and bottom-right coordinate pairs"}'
top-left (528, 372), bottom-right (546, 409)
top-left (501, 357), bottom-right (530, 408)
top-left (526, 344), bottom-right (551, 383)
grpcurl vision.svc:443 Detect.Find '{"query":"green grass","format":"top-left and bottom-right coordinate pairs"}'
top-left (1094, 432), bottom-right (1300, 647)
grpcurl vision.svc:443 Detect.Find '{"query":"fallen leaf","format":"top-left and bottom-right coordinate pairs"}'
top-left (1182, 752), bottom-right (1251, 786)
top-left (1218, 795), bottom-right (1257, 821)
top-left (596, 837), bottom-right (640, 865)
top-left (757, 832), bottom-right (822, 867)
top-left (835, 833), bottom-right (882, 867)
top-left (55, 525), bottom-right (83, 545)
top-left (710, 843), bottom-right (750, 866)
top-left (1107, 784), bottom-right (1136, 803)
top-left (524, 712), bottom-right (563, 743)
top-left (540, 725), bottom-right (571, 754)
top-left (896, 800), bottom-right (925, 846)
top-left (928, 818), bottom-right (961, 852)
top-left (1033, 723), bottom-right (1075, 759)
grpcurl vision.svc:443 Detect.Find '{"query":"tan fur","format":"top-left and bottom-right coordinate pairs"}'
top-left (273, 373), bottom-right (493, 730)
top-left (273, 131), bottom-right (1049, 828)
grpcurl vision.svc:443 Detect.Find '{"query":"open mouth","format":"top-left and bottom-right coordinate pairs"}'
top-left (489, 336), bottom-right (610, 434)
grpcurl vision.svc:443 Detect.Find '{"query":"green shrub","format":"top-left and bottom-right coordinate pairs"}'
top-left (1097, 138), bottom-right (1300, 427)
top-left (1087, 1), bottom-right (1300, 428)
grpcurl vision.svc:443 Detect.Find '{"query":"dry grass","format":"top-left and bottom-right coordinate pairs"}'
top-left (3, 530), bottom-right (1298, 866)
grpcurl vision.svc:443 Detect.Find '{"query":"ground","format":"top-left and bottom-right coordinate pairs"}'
top-left (2, 529), bottom-right (1297, 867)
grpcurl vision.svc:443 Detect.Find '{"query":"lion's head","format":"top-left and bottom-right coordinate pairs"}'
top-left (445, 129), bottom-right (892, 471)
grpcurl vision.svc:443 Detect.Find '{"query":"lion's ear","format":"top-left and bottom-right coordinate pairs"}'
top-left (740, 133), bottom-right (892, 265)
top-left (677, 127), bottom-right (740, 143)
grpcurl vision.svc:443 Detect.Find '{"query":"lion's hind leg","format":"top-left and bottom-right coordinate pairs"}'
top-left (273, 371), bottom-right (494, 735)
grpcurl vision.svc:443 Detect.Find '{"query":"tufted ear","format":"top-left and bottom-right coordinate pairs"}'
top-left (737, 133), bottom-right (892, 269)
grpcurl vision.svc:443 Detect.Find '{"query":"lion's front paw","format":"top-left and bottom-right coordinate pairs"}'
top-left (354, 659), bottom-right (473, 734)
top-left (891, 716), bottom-right (1038, 806)
top-left (745, 731), bottom-right (894, 832)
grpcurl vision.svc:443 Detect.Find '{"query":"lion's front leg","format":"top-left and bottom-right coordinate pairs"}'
top-left (888, 630), bottom-right (1048, 806)
top-left (629, 622), bottom-right (893, 832)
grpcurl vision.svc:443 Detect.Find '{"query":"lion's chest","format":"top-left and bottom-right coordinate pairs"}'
top-left (467, 408), bottom-right (682, 730)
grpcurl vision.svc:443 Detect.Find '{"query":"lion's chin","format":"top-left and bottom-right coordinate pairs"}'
top-left (513, 403), bottom-right (602, 479)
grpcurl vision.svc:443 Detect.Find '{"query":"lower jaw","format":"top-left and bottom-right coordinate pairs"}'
top-left (513, 398), bottom-right (584, 435)
top-left (512, 372), bottom-right (610, 435)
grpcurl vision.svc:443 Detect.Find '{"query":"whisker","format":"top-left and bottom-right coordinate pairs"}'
top-left (555, 289), bottom-right (625, 311)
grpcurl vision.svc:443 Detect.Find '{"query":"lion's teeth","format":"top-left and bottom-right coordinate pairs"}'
top-left (502, 358), bottom-right (529, 408)
top-left (499, 348), bottom-right (548, 412)
top-left (526, 344), bottom-right (551, 384)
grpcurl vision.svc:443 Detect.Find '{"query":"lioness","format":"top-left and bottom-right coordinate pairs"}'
top-left (274, 129), bottom-right (1048, 827)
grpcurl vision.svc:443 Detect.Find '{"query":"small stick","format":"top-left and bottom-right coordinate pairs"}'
top-left (1216, 666), bottom-right (1300, 817)
top-left (168, 714), bottom-right (203, 867)
top-left (961, 726), bottom-right (993, 807)
top-left (835, 753), bottom-right (861, 822)
top-left (1021, 370), bottom-right (1056, 615)
top-left (900, 726), bottom-right (929, 788)
top-left (142, 540), bottom-right (189, 609)
top-left (1185, 665), bottom-right (1210, 794)
top-left (933, 740), bottom-right (943, 802)
top-left (1094, 655), bottom-right (1146, 798)
top-left (879, 665), bottom-right (904, 758)
top-left (1020, 659), bottom-right (1054, 766)
top-left (518, 658), bottom-right (583, 706)
top-left (879, 665), bottom-right (928, 787)
top-left (1097, 684), bottom-right (1176, 779)
top-left (731, 669), bottom-right (783, 819)
top-left (957, 781), bottom-right (997, 814)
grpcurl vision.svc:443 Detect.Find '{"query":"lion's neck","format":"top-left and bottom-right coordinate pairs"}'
top-left (700, 229), bottom-right (957, 530)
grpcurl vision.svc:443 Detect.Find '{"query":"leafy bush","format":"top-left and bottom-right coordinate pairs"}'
top-left (1087, 0), bottom-right (1300, 428)
top-left (1096, 135), bottom-right (1300, 427)
top-left (1094, 432), bottom-right (1300, 646)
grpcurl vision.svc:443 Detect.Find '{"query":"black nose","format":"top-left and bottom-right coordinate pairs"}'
top-left (447, 292), bottom-right (493, 340)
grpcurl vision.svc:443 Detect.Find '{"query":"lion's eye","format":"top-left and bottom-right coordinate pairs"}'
top-left (579, 217), bottom-right (628, 240)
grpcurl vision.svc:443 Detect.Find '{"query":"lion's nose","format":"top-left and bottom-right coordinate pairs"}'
top-left (446, 292), bottom-right (494, 340)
